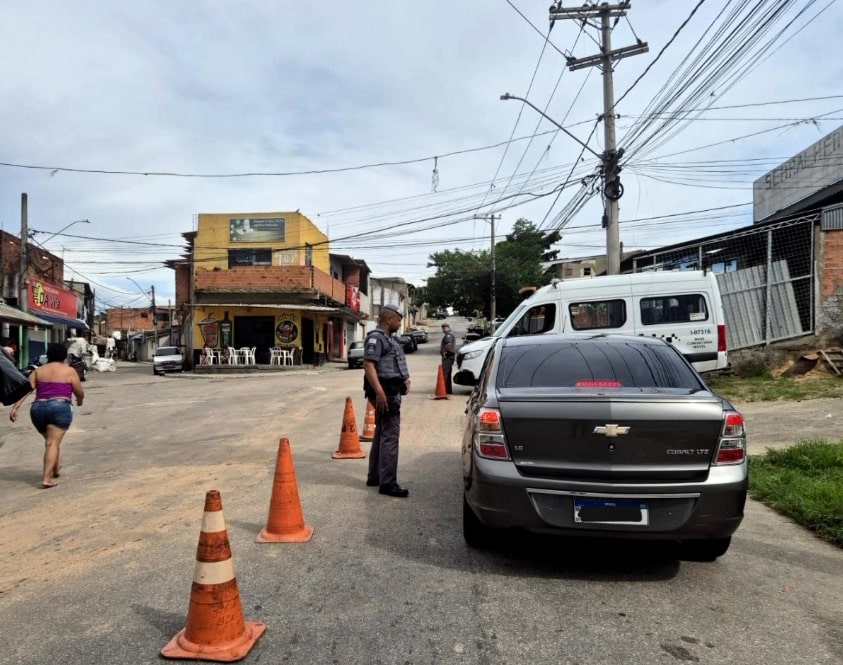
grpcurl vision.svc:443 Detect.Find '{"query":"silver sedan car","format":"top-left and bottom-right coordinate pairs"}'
top-left (461, 334), bottom-right (747, 560)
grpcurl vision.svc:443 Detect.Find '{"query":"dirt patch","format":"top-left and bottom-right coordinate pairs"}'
top-left (735, 396), bottom-right (842, 454)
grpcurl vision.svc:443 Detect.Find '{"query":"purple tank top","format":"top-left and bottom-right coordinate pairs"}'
top-left (36, 381), bottom-right (73, 400)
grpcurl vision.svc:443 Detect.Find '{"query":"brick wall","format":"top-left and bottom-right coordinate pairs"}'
top-left (194, 265), bottom-right (347, 303)
top-left (818, 229), bottom-right (843, 343)
top-left (104, 307), bottom-right (153, 333)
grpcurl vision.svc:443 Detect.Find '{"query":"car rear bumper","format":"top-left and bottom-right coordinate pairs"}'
top-left (465, 455), bottom-right (746, 540)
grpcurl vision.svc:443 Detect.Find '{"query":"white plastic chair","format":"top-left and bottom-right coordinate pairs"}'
top-left (227, 347), bottom-right (239, 365)
top-left (269, 348), bottom-right (282, 365)
top-left (204, 348), bottom-right (218, 365)
top-left (279, 349), bottom-right (294, 366)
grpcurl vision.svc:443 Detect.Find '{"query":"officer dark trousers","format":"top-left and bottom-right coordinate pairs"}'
top-left (442, 355), bottom-right (454, 394)
top-left (367, 396), bottom-right (402, 486)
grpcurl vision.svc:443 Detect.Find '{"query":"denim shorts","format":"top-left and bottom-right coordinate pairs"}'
top-left (30, 399), bottom-right (73, 434)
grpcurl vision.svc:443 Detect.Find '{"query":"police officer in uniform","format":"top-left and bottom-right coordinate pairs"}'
top-left (440, 322), bottom-right (456, 394)
top-left (364, 303), bottom-right (411, 497)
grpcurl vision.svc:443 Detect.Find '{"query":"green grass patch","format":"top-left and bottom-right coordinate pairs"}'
top-left (706, 374), bottom-right (843, 402)
top-left (749, 440), bottom-right (843, 548)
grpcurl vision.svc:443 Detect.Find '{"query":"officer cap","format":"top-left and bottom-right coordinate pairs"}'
top-left (382, 303), bottom-right (403, 317)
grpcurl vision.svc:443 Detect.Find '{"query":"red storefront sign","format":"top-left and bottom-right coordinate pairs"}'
top-left (29, 280), bottom-right (79, 318)
top-left (346, 284), bottom-right (360, 312)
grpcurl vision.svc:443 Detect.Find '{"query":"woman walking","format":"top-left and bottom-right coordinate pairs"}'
top-left (10, 343), bottom-right (84, 488)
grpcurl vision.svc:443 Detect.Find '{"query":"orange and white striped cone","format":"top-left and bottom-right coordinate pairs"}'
top-left (332, 396), bottom-right (366, 459)
top-left (161, 489), bottom-right (266, 662)
top-left (360, 400), bottom-right (376, 442)
top-left (256, 438), bottom-right (314, 543)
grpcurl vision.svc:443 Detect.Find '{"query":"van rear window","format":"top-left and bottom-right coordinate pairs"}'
top-left (640, 294), bottom-right (708, 325)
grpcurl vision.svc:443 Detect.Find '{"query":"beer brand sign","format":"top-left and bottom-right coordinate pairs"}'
top-left (29, 281), bottom-right (78, 318)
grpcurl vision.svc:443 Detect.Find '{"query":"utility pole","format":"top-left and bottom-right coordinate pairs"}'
top-left (550, 1), bottom-right (648, 275)
top-left (20, 194), bottom-right (28, 313)
top-left (19, 193), bottom-right (29, 366)
top-left (474, 214), bottom-right (499, 327)
top-left (150, 285), bottom-right (157, 351)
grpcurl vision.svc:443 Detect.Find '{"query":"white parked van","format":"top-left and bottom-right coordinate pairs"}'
top-left (454, 270), bottom-right (727, 386)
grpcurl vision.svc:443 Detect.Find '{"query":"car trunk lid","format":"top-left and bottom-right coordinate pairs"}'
top-left (497, 390), bottom-right (724, 482)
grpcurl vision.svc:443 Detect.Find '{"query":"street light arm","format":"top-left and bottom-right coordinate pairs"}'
top-left (126, 277), bottom-right (153, 304)
top-left (36, 219), bottom-right (91, 246)
top-left (499, 93), bottom-right (602, 159)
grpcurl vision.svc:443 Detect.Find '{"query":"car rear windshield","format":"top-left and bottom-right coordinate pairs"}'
top-left (497, 340), bottom-right (703, 390)
top-left (155, 347), bottom-right (180, 357)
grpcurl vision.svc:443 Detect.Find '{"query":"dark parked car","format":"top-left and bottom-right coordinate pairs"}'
top-left (407, 328), bottom-right (429, 344)
top-left (394, 333), bottom-right (417, 353)
top-left (461, 334), bottom-right (747, 560)
top-left (347, 340), bottom-right (365, 369)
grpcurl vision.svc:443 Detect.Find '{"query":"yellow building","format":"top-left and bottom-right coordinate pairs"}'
top-left (169, 211), bottom-right (370, 367)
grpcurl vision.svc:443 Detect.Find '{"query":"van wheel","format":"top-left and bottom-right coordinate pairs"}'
top-left (81, 368), bottom-right (87, 382)
top-left (463, 496), bottom-right (494, 548)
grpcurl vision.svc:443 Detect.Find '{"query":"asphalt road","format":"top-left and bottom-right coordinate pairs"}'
top-left (1, 318), bottom-right (841, 665)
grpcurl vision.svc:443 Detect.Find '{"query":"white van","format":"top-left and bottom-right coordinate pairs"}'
top-left (454, 270), bottom-right (727, 386)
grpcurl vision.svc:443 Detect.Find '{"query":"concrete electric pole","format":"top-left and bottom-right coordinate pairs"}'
top-left (550, 1), bottom-right (648, 274)
top-left (474, 214), bottom-right (499, 327)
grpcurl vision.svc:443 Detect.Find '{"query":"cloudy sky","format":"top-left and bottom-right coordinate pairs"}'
top-left (1, 0), bottom-right (841, 311)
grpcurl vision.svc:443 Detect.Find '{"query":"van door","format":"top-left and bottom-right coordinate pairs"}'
top-left (636, 292), bottom-right (720, 370)
top-left (506, 301), bottom-right (559, 337)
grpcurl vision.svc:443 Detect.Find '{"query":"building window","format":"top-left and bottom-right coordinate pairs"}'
top-left (228, 249), bottom-right (272, 267)
top-left (305, 244), bottom-right (313, 267)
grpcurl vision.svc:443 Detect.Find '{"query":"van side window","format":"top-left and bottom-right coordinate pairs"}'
top-left (568, 300), bottom-right (626, 330)
top-left (510, 304), bottom-right (556, 336)
top-left (640, 294), bottom-right (709, 325)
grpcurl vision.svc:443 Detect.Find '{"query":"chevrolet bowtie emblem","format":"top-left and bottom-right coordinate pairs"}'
top-left (593, 424), bottom-right (630, 437)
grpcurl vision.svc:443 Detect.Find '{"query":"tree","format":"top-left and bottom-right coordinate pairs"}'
top-left (426, 249), bottom-right (490, 316)
top-left (426, 219), bottom-right (560, 318)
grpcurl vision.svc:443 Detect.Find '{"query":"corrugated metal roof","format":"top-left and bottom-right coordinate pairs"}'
top-left (0, 302), bottom-right (54, 327)
top-left (821, 204), bottom-right (843, 230)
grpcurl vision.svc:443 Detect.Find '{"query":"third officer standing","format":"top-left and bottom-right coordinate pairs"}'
top-left (440, 322), bottom-right (455, 395)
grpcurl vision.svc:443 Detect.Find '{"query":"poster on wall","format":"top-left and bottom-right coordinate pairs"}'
top-left (276, 319), bottom-right (299, 344)
top-left (229, 217), bottom-right (285, 242)
top-left (199, 316), bottom-right (220, 348)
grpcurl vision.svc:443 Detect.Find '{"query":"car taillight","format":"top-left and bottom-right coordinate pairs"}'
top-left (717, 324), bottom-right (727, 352)
top-left (475, 408), bottom-right (509, 460)
top-left (715, 411), bottom-right (745, 464)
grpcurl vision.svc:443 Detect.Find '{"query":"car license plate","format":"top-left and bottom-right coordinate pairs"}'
top-left (574, 499), bottom-right (649, 525)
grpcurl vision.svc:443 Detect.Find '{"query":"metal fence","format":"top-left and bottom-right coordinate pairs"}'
top-left (632, 213), bottom-right (817, 351)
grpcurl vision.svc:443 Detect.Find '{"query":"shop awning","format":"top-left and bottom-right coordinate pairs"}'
top-left (33, 312), bottom-right (90, 331)
top-left (0, 302), bottom-right (54, 327)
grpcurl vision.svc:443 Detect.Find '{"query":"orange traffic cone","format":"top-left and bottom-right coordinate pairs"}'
top-left (432, 364), bottom-right (449, 400)
top-left (256, 438), bottom-right (314, 543)
top-left (360, 401), bottom-right (376, 442)
top-left (332, 396), bottom-right (366, 459)
top-left (161, 489), bottom-right (266, 662)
